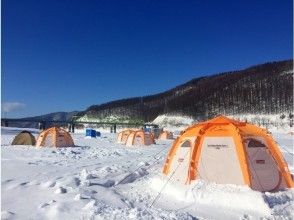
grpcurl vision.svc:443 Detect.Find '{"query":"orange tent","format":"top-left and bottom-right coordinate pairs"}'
top-left (163, 115), bottom-right (293, 191)
top-left (117, 129), bottom-right (133, 144)
top-left (158, 131), bottom-right (173, 140)
top-left (126, 130), bottom-right (155, 146)
top-left (36, 127), bottom-right (74, 148)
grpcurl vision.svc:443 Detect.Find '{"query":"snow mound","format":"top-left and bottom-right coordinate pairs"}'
top-left (54, 187), bottom-right (67, 194)
top-left (1, 211), bottom-right (15, 220)
top-left (81, 199), bottom-right (195, 220)
top-left (152, 115), bottom-right (195, 131)
top-left (228, 113), bottom-right (293, 131)
top-left (150, 178), bottom-right (272, 219)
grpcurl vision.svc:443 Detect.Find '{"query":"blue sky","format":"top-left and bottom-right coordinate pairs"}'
top-left (2, 0), bottom-right (293, 118)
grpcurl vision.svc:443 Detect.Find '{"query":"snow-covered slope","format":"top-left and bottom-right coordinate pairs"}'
top-left (76, 114), bottom-right (144, 124)
top-left (1, 127), bottom-right (293, 220)
top-left (228, 114), bottom-right (293, 130)
top-left (152, 115), bottom-right (195, 132)
top-left (76, 60), bottom-right (294, 123)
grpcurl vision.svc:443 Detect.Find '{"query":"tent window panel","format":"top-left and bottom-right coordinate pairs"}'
top-left (181, 140), bottom-right (191, 148)
top-left (58, 137), bottom-right (67, 146)
top-left (248, 139), bottom-right (266, 148)
top-left (44, 134), bottom-right (54, 147)
top-left (145, 135), bottom-right (151, 143)
top-left (134, 135), bottom-right (143, 145)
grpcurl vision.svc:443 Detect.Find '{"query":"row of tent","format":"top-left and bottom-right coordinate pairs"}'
top-left (116, 129), bottom-right (173, 146)
top-left (13, 127), bottom-right (174, 148)
top-left (12, 127), bottom-right (74, 147)
top-left (10, 115), bottom-right (294, 191)
top-left (117, 116), bottom-right (294, 191)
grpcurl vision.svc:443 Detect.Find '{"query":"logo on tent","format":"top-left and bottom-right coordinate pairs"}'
top-left (207, 144), bottom-right (228, 149)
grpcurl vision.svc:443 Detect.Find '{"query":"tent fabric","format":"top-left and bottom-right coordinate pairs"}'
top-left (36, 127), bottom-right (74, 148)
top-left (12, 131), bottom-right (36, 145)
top-left (151, 128), bottom-right (163, 139)
top-left (162, 115), bottom-right (293, 192)
top-left (86, 129), bottom-right (97, 138)
top-left (125, 130), bottom-right (155, 146)
top-left (158, 131), bottom-right (173, 140)
top-left (117, 129), bottom-right (133, 144)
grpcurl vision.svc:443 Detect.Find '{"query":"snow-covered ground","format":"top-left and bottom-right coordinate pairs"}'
top-left (1, 126), bottom-right (294, 220)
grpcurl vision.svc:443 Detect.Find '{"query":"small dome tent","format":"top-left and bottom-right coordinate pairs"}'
top-left (158, 131), bottom-right (173, 140)
top-left (163, 115), bottom-right (293, 192)
top-left (126, 130), bottom-right (155, 146)
top-left (12, 130), bottom-right (36, 145)
top-left (36, 127), bottom-right (74, 148)
top-left (117, 129), bottom-right (133, 144)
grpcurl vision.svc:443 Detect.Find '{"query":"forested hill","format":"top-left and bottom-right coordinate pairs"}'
top-left (76, 60), bottom-right (293, 122)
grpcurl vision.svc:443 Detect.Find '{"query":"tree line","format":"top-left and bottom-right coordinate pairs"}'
top-left (76, 60), bottom-right (293, 123)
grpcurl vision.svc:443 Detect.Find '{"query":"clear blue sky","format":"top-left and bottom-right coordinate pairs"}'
top-left (2, 0), bottom-right (293, 118)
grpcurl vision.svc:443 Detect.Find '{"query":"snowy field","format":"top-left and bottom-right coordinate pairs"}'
top-left (1, 126), bottom-right (294, 220)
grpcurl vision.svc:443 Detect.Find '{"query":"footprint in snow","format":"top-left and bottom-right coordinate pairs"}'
top-left (1, 211), bottom-right (15, 220)
top-left (5, 181), bottom-right (31, 190)
top-left (55, 176), bottom-right (80, 188)
top-left (19, 182), bottom-right (29, 186)
top-left (74, 189), bottom-right (96, 200)
top-left (86, 179), bottom-right (115, 188)
top-left (118, 168), bottom-right (149, 184)
top-left (80, 169), bottom-right (96, 181)
top-left (27, 180), bottom-right (40, 186)
top-left (38, 200), bottom-right (56, 209)
top-left (2, 179), bottom-right (14, 184)
top-left (41, 181), bottom-right (56, 188)
top-left (54, 187), bottom-right (67, 194)
top-left (82, 200), bottom-right (97, 210)
top-left (138, 161), bottom-right (150, 166)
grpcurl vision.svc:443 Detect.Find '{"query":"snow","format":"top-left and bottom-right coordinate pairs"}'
top-left (152, 114), bottom-right (195, 132)
top-left (152, 114), bottom-right (293, 134)
top-left (228, 113), bottom-right (293, 130)
top-left (76, 114), bottom-right (143, 124)
top-left (1, 126), bottom-right (294, 219)
top-left (150, 178), bottom-right (273, 219)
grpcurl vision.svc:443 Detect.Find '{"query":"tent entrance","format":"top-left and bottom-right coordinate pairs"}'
top-left (245, 138), bottom-right (281, 191)
top-left (170, 140), bottom-right (192, 184)
top-left (134, 135), bottom-right (143, 145)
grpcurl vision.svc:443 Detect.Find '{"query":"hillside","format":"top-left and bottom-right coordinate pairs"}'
top-left (76, 60), bottom-right (293, 123)
top-left (20, 111), bottom-right (79, 121)
top-left (7, 111), bottom-right (79, 128)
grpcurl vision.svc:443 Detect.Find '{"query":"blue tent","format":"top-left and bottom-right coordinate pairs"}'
top-left (86, 129), bottom-right (97, 138)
